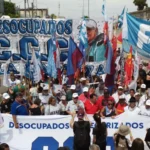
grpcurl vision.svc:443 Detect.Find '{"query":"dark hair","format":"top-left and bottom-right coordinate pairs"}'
top-left (57, 147), bottom-right (70, 150)
top-left (130, 89), bottom-right (135, 93)
top-left (90, 94), bottom-right (97, 99)
top-left (131, 138), bottom-right (144, 150)
top-left (0, 143), bottom-right (9, 150)
top-left (15, 92), bottom-right (23, 98)
top-left (34, 98), bottom-right (41, 106)
top-left (93, 113), bottom-right (104, 134)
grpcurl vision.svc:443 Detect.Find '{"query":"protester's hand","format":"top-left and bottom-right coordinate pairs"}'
top-left (71, 112), bottom-right (76, 118)
top-left (102, 116), bottom-right (105, 119)
top-left (111, 116), bottom-right (115, 119)
top-left (15, 123), bottom-right (19, 129)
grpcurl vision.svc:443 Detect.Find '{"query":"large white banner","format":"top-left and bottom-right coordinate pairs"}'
top-left (0, 113), bottom-right (150, 150)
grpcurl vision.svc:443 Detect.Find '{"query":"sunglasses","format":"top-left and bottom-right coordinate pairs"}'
top-left (108, 103), bottom-right (113, 106)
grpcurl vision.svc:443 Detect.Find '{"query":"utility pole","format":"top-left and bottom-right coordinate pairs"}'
top-left (82, 0), bottom-right (84, 17)
top-left (32, 2), bottom-right (34, 18)
top-left (58, 2), bottom-right (60, 18)
top-left (88, 0), bottom-right (90, 17)
top-left (24, 0), bottom-right (26, 18)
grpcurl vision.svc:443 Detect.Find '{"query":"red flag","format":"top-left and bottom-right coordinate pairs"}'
top-left (125, 46), bottom-right (133, 85)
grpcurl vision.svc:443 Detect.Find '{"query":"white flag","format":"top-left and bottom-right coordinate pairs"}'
top-left (3, 64), bottom-right (10, 87)
top-left (31, 51), bottom-right (42, 83)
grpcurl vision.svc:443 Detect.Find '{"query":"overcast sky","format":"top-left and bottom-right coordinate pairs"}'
top-left (10, 0), bottom-right (150, 19)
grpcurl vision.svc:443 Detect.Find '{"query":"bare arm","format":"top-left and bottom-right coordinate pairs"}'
top-left (100, 107), bottom-right (105, 119)
top-left (70, 113), bottom-right (76, 128)
top-left (12, 115), bottom-right (19, 129)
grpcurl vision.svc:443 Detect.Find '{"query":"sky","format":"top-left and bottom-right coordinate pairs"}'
top-left (10, 0), bottom-right (150, 19)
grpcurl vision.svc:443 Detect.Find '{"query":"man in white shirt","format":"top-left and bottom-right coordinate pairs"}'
top-left (59, 95), bottom-right (68, 114)
top-left (95, 82), bottom-right (104, 96)
top-left (66, 93), bottom-right (84, 115)
top-left (39, 84), bottom-right (52, 105)
top-left (112, 86), bottom-right (125, 103)
top-left (139, 99), bottom-right (150, 116)
top-left (124, 97), bottom-right (140, 115)
top-left (8, 72), bottom-right (17, 87)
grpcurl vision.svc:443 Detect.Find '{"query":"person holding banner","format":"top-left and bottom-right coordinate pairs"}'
top-left (11, 92), bottom-right (29, 128)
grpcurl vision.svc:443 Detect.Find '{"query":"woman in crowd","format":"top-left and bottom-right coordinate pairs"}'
top-left (131, 138), bottom-right (144, 150)
top-left (92, 113), bottom-right (107, 150)
top-left (44, 97), bottom-right (61, 115)
top-left (100, 100), bottom-right (117, 119)
top-left (114, 124), bottom-right (133, 150)
top-left (29, 98), bottom-right (42, 115)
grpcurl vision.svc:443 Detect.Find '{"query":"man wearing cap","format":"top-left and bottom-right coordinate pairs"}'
top-left (8, 72), bottom-right (17, 87)
top-left (39, 84), bottom-right (52, 105)
top-left (97, 88), bottom-right (115, 111)
top-left (84, 94), bottom-right (99, 114)
top-left (124, 97), bottom-right (140, 115)
top-left (66, 85), bottom-right (76, 101)
top-left (0, 93), bottom-right (11, 113)
top-left (112, 86), bottom-right (125, 103)
top-left (134, 92), bottom-right (141, 107)
top-left (139, 99), bottom-right (150, 116)
top-left (115, 95), bottom-right (128, 115)
top-left (78, 87), bottom-right (90, 103)
top-left (85, 19), bottom-right (105, 62)
top-left (11, 92), bottom-right (29, 128)
top-left (138, 84), bottom-right (147, 96)
top-left (66, 93), bottom-right (84, 115)
top-left (59, 95), bottom-right (68, 115)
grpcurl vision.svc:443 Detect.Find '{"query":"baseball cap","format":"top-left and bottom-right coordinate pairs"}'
top-left (72, 93), bottom-right (78, 98)
top-left (119, 94), bottom-right (125, 99)
top-left (61, 95), bottom-right (66, 101)
top-left (80, 77), bottom-right (86, 82)
top-left (86, 19), bottom-right (97, 29)
top-left (118, 86), bottom-right (123, 90)
top-left (77, 108), bottom-right (85, 119)
top-left (16, 80), bottom-right (21, 85)
top-left (141, 84), bottom-right (146, 89)
top-left (2, 93), bottom-right (10, 99)
top-left (146, 100), bottom-right (150, 106)
top-left (43, 84), bottom-right (49, 90)
top-left (83, 87), bottom-right (88, 92)
top-left (70, 85), bottom-right (76, 90)
top-left (134, 92), bottom-right (140, 96)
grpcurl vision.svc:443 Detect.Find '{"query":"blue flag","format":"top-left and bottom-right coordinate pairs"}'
top-left (124, 13), bottom-right (150, 54)
top-left (118, 7), bottom-right (125, 28)
top-left (47, 38), bottom-right (57, 78)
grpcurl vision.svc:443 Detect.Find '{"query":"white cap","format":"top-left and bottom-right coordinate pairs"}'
top-left (80, 77), bottom-right (86, 82)
top-left (72, 93), bottom-right (78, 98)
top-left (134, 92), bottom-right (140, 96)
top-left (43, 84), bottom-right (49, 90)
top-left (70, 85), bottom-right (76, 90)
top-left (119, 94), bottom-right (125, 99)
top-left (86, 19), bottom-right (97, 29)
top-left (3, 93), bottom-right (10, 99)
top-left (83, 87), bottom-right (88, 92)
top-left (16, 80), bottom-right (21, 85)
top-left (141, 84), bottom-right (146, 89)
top-left (146, 100), bottom-right (150, 106)
top-left (118, 86), bottom-right (123, 90)
top-left (61, 95), bottom-right (66, 100)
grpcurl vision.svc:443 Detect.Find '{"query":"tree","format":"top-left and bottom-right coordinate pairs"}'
top-left (4, 1), bottom-right (20, 18)
top-left (50, 14), bottom-right (57, 19)
top-left (133, 0), bottom-right (148, 10)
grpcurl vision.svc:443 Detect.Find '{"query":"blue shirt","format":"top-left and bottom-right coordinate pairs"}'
top-left (11, 100), bottom-right (29, 116)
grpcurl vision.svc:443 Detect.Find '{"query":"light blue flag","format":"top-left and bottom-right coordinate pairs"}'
top-left (47, 38), bottom-right (57, 78)
top-left (125, 13), bottom-right (150, 54)
top-left (118, 7), bottom-right (125, 28)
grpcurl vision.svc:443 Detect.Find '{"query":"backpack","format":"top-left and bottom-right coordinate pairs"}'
top-left (73, 121), bottom-right (90, 149)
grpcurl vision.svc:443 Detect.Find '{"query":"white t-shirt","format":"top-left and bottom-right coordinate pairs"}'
top-left (59, 101), bottom-right (67, 112)
top-left (39, 93), bottom-right (52, 104)
top-left (8, 79), bottom-right (17, 87)
top-left (124, 106), bottom-right (140, 115)
top-left (138, 94), bottom-right (147, 107)
top-left (112, 93), bottom-right (126, 103)
top-left (66, 100), bottom-right (84, 112)
top-left (125, 94), bottom-right (131, 104)
top-left (44, 104), bottom-right (61, 115)
top-left (30, 87), bottom-right (38, 97)
top-left (139, 105), bottom-right (150, 116)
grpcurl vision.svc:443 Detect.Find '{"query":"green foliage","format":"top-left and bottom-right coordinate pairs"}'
top-left (133, 0), bottom-right (148, 10)
top-left (50, 14), bottom-right (57, 19)
top-left (4, 1), bottom-right (20, 18)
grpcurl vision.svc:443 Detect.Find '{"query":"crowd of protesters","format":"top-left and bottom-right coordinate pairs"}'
top-left (0, 57), bottom-right (150, 149)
